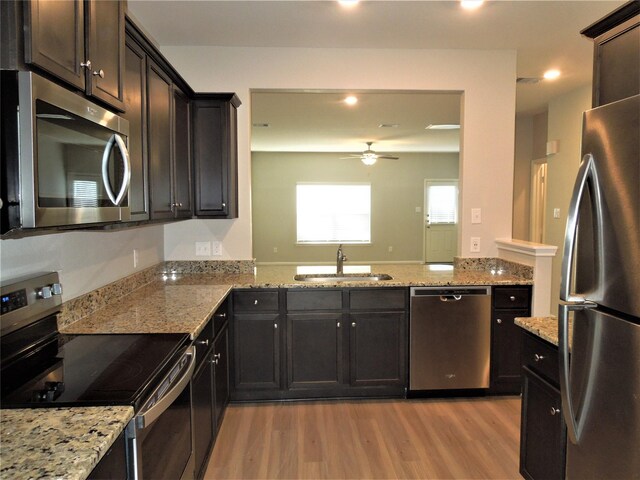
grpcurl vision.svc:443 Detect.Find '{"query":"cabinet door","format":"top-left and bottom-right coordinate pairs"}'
top-left (87, 431), bottom-right (126, 480)
top-left (192, 96), bottom-right (239, 218)
top-left (86, 0), bottom-right (125, 111)
top-left (24, 0), bottom-right (85, 90)
top-left (192, 356), bottom-right (214, 480)
top-left (213, 326), bottom-right (230, 433)
top-left (233, 314), bottom-right (281, 390)
top-left (491, 310), bottom-right (526, 394)
top-left (349, 312), bottom-right (405, 387)
top-left (287, 313), bottom-right (343, 389)
top-left (172, 87), bottom-right (193, 218)
top-left (122, 36), bottom-right (149, 221)
top-left (147, 59), bottom-right (174, 220)
top-left (520, 368), bottom-right (566, 480)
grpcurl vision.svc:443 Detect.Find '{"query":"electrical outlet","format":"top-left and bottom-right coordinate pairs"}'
top-left (273, 247), bottom-right (278, 253)
top-left (388, 246), bottom-right (393, 253)
top-left (212, 241), bottom-right (222, 256)
top-left (471, 208), bottom-right (482, 224)
top-left (553, 208), bottom-right (561, 219)
top-left (195, 241), bottom-right (211, 256)
top-left (133, 249), bottom-right (139, 268)
top-left (470, 237), bottom-right (481, 253)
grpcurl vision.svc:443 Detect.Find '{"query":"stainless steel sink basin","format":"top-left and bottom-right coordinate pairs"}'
top-left (294, 273), bottom-right (393, 282)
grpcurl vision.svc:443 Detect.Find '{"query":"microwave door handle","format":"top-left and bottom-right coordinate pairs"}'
top-left (560, 153), bottom-right (602, 303)
top-left (101, 134), bottom-right (131, 206)
top-left (135, 346), bottom-right (196, 430)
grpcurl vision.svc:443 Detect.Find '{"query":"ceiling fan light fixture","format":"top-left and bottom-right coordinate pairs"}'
top-left (344, 95), bottom-right (358, 106)
top-left (361, 154), bottom-right (377, 166)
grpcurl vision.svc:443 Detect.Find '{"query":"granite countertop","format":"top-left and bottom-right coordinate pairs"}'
top-left (515, 315), bottom-right (573, 347)
top-left (61, 263), bottom-right (531, 338)
top-left (0, 406), bottom-right (133, 480)
top-left (61, 282), bottom-right (232, 339)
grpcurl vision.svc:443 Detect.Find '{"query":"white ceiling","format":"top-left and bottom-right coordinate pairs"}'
top-left (128, 0), bottom-right (624, 153)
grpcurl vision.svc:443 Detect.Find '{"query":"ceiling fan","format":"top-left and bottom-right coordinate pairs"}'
top-left (342, 142), bottom-right (399, 165)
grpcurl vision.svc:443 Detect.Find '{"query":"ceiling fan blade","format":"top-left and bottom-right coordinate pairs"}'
top-left (339, 155), bottom-right (362, 159)
top-left (378, 155), bottom-right (399, 160)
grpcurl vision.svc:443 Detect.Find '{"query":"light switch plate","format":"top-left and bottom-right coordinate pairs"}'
top-left (212, 241), bottom-right (222, 256)
top-left (553, 208), bottom-right (561, 219)
top-left (471, 208), bottom-right (482, 224)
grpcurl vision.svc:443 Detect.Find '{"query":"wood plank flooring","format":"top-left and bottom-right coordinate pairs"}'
top-left (205, 396), bottom-right (522, 479)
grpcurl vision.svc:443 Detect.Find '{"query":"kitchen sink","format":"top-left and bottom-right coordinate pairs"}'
top-left (293, 273), bottom-right (393, 282)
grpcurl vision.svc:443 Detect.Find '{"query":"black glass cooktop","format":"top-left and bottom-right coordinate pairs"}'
top-left (1, 333), bottom-right (190, 410)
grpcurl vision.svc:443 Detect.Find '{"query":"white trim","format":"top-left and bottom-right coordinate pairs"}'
top-left (495, 238), bottom-right (557, 257)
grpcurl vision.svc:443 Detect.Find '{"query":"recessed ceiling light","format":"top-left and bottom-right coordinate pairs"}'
top-left (460, 0), bottom-right (484, 10)
top-left (543, 69), bottom-right (561, 80)
top-left (338, 0), bottom-right (359, 7)
top-left (425, 124), bottom-right (460, 130)
top-left (344, 96), bottom-right (358, 106)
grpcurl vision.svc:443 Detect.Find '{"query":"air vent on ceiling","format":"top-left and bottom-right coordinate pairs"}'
top-left (516, 77), bottom-right (542, 84)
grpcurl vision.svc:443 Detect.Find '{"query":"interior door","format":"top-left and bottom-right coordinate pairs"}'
top-left (424, 180), bottom-right (458, 263)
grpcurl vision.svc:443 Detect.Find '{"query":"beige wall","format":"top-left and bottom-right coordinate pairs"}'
top-left (545, 85), bottom-right (592, 314)
top-left (162, 46), bottom-right (517, 259)
top-left (513, 115), bottom-right (533, 240)
top-left (252, 152), bottom-right (459, 263)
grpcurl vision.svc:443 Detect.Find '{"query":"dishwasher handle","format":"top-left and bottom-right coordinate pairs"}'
top-left (440, 295), bottom-right (462, 302)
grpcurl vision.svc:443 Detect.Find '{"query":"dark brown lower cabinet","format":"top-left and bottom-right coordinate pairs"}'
top-left (87, 431), bottom-right (126, 480)
top-left (520, 367), bottom-right (566, 480)
top-left (192, 348), bottom-right (214, 479)
top-left (349, 311), bottom-right (404, 387)
top-left (287, 313), bottom-right (343, 390)
top-left (213, 326), bottom-right (230, 434)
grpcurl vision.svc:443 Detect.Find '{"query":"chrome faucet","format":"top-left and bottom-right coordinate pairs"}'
top-left (336, 244), bottom-right (348, 275)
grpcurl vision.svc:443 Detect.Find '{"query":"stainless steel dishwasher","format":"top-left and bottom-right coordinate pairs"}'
top-left (409, 286), bottom-right (491, 391)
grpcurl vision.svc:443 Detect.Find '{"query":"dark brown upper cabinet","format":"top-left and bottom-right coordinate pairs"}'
top-left (192, 94), bottom-right (241, 219)
top-left (172, 86), bottom-right (193, 219)
top-left (581, 1), bottom-right (639, 107)
top-left (23, 0), bottom-right (125, 111)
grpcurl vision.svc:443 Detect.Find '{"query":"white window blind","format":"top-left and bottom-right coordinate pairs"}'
top-left (297, 184), bottom-right (371, 244)
top-left (72, 180), bottom-right (98, 207)
top-left (428, 185), bottom-right (458, 224)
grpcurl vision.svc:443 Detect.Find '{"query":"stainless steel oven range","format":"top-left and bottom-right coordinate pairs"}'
top-left (0, 272), bottom-right (195, 479)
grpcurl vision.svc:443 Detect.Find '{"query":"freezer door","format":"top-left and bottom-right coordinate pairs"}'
top-left (562, 307), bottom-right (640, 479)
top-left (563, 95), bottom-right (640, 317)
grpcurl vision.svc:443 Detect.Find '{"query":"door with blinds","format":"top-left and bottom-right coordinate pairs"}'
top-left (424, 180), bottom-right (458, 263)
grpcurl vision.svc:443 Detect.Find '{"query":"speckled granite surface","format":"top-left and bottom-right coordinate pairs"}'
top-left (61, 282), bottom-right (232, 339)
top-left (515, 316), bottom-right (573, 347)
top-left (0, 406), bottom-right (133, 480)
top-left (454, 257), bottom-right (533, 279)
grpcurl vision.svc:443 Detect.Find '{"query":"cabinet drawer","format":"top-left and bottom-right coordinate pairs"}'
top-left (494, 287), bottom-right (531, 309)
top-left (213, 298), bottom-right (229, 337)
top-left (349, 288), bottom-right (407, 310)
top-left (233, 290), bottom-right (279, 312)
top-left (522, 331), bottom-right (559, 386)
top-left (287, 290), bottom-right (342, 311)
top-left (194, 319), bottom-right (213, 370)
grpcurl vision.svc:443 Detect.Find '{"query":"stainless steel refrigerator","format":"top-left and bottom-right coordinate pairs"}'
top-left (559, 93), bottom-right (640, 479)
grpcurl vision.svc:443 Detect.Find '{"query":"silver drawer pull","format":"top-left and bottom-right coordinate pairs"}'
top-left (254, 299), bottom-right (258, 305)
top-left (496, 318), bottom-right (503, 324)
top-left (550, 407), bottom-right (560, 416)
top-left (510, 296), bottom-right (516, 301)
top-left (534, 353), bottom-right (545, 362)
top-left (274, 323), bottom-right (278, 329)
top-left (196, 339), bottom-right (209, 347)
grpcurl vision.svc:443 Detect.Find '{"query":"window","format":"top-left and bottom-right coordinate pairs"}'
top-left (427, 184), bottom-right (458, 224)
top-left (72, 179), bottom-right (98, 207)
top-left (296, 183), bottom-right (371, 244)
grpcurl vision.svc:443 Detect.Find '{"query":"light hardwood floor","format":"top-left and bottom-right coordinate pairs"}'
top-left (205, 396), bottom-right (522, 479)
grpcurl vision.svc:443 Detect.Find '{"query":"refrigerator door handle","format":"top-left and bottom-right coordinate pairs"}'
top-left (560, 153), bottom-right (603, 303)
top-left (559, 301), bottom-right (596, 445)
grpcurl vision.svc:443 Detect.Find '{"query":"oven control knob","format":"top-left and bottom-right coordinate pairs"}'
top-left (37, 286), bottom-right (52, 299)
top-left (51, 283), bottom-right (63, 296)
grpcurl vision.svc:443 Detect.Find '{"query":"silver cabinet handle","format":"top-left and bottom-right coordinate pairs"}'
top-left (510, 296), bottom-right (516, 301)
top-left (337, 322), bottom-right (340, 328)
top-left (274, 323), bottom-right (278, 329)
top-left (496, 318), bottom-right (503, 324)
top-left (550, 407), bottom-right (560, 416)
top-left (81, 60), bottom-right (92, 69)
top-left (195, 339), bottom-right (209, 347)
top-left (215, 312), bottom-right (227, 319)
top-left (352, 322), bottom-right (356, 327)
top-left (222, 202), bottom-right (226, 208)
top-left (93, 69), bottom-right (105, 78)
top-left (534, 353), bottom-right (545, 362)
top-left (254, 300), bottom-right (258, 305)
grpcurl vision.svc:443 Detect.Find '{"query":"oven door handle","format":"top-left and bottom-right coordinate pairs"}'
top-left (135, 346), bottom-right (195, 429)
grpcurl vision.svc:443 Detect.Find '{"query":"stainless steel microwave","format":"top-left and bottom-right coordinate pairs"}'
top-left (14, 71), bottom-right (131, 229)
